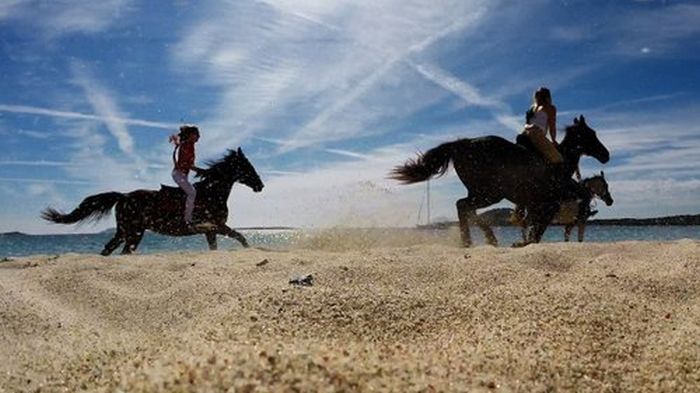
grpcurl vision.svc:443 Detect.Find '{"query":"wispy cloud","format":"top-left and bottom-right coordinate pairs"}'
top-left (0, 176), bottom-right (97, 185)
top-left (325, 148), bottom-right (372, 160)
top-left (0, 160), bottom-right (83, 167)
top-left (0, 160), bottom-right (167, 169)
top-left (0, 0), bottom-right (134, 37)
top-left (0, 104), bottom-right (175, 130)
top-left (71, 64), bottom-right (136, 155)
top-left (226, 130), bottom-right (468, 228)
top-left (614, 3), bottom-right (700, 56)
top-left (0, 0), bottom-right (24, 20)
top-left (172, 0), bottom-right (496, 156)
top-left (408, 61), bottom-right (518, 131)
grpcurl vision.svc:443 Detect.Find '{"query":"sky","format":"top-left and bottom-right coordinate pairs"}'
top-left (1, 0), bottom-right (699, 234)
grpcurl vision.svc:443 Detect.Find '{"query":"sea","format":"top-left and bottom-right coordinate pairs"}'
top-left (1, 225), bottom-right (699, 259)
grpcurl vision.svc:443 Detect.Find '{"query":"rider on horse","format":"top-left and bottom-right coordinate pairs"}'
top-left (522, 87), bottom-right (563, 165)
top-left (170, 124), bottom-right (205, 228)
top-left (520, 88), bottom-right (588, 205)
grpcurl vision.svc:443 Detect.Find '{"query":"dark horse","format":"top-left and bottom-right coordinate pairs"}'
top-left (390, 116), bottom-right (610, 247)
top-left (42, 147), bottom-right (264, 255)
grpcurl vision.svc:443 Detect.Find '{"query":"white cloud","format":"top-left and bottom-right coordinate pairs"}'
top-left (71, 64), bottom-right (136, 155)
top-left (0, 0), bottom-right (133, 37)
top-left (606, 178), bottom-right (700, 214)
top-left (0, 0), bottom-right (25, 20)
top-left (227, 143), bottom-right (430, 228)
top-left (171, 0), bottom-right (495, 157)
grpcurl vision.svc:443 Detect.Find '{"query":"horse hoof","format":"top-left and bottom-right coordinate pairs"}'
top-left (511, 241), bottom-right (529, 248)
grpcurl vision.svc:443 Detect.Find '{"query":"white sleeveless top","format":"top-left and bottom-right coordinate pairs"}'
top-left (530, 110), bottom-right (548, 131)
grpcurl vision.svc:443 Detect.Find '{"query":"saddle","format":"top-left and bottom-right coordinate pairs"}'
top-left (158, 184), bottom-right (187, 212)
top-left (516, 133), bottom-right (544, 161)
top-left (160, 184), bottom-right (184, 197)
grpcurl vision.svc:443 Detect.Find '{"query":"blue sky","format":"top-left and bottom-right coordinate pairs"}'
top-left (1, 0), bottom-right (699, 234)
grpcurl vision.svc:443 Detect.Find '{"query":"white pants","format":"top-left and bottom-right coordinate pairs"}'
top-left (172, 169), bottom-right (196, 223)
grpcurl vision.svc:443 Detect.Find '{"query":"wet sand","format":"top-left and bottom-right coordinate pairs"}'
top-left (1, 236), bottom-right (698, 392)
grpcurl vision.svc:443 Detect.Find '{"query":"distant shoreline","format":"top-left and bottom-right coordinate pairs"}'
top-left (0, 226), bottom-right (298, 237)
top-left (417, 211), bottom-right (700, 230)
top-left (2, 215), bottom-right (700, 237)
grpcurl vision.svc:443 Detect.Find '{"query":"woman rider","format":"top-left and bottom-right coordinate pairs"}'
top-left (523, 87), bottom-right (564, 164)
top-left (170, 124), bottom-right (205, 227)
top-left (512, 87), bottom-right (586, 227)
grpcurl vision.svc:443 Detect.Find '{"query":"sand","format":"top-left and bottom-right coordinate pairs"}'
top-left (1, 234), bottom-right (699, 392)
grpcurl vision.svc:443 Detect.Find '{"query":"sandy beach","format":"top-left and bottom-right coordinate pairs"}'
top-left (1, 234), bottom-right (699, 392)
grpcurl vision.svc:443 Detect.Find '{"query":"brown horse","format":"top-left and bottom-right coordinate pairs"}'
top-left (42, 147), bottom-right (264, 255)
top-left (512, 171), bottom-right (614, 242)
top-left (560, 172), bottom-right (614, 242)
top-left (390, 116), bottom-right (610, 247)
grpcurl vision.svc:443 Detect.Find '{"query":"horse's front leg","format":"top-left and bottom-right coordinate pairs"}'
top-left (577, 221), bottom-right (586, 242)
top-left (564, 224), bottom-right (573, 242)
top-left (218, 225), bottom-right (250, 248)
top-left (528, 203), bottom-right (558, 244)
top-left (205, 232), bottom-right (217, 251)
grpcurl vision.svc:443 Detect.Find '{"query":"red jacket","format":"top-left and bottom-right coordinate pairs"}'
top-left (174, 141), bottom-right (195, 175)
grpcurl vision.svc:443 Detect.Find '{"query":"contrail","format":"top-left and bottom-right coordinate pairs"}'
top-left (0, 104), bottom-right (177, 130)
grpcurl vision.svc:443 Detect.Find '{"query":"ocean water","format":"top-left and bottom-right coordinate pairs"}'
top-left (1, 226), bottom-right (699, 259)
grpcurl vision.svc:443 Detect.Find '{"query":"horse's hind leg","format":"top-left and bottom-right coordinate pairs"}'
top-left (121, 228), bottom-right (144, 254)
top-left (101, 228), bottom-right (124, 256)
top-left (456, 194), bottom-right (499, 247)
top-left (510, 205), bottom-right (528, 242)
top-left (205, 232), bottom-right (218, 250)
top-left (456, 198), bottom-right (473, 247)
top-left (217, 225), bottom-right (249, 248)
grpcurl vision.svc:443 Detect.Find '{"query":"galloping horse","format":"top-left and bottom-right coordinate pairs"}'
top-left (42, 147), bottom-right (264, 255)
top-left (512, 171), bottom-right (614, 242)
top-left (559, 172), bottom-right (614, 242)
top-left (390, 116), bottom-right (610, 247)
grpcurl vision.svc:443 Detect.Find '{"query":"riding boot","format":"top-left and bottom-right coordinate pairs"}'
top-left (549, 162), bottom-right (567, 183)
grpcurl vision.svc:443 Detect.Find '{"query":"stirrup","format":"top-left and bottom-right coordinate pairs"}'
top-left (187, 221), bottom-right (216, 231)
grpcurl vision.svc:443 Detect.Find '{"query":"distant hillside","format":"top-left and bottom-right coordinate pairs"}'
top-left (417, 211), bottom-right (700, 229)
top-left (588, 214), bottom-right (700, 226)
top-left (479, 208), bottom-right (516, 226)
top-left (417, 208), bottom-right (514, 229)
top-left (0, 231), bottom-right (26, 237)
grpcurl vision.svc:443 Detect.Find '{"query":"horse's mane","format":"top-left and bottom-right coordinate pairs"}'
top-left (563, 122), bottom-right (580, 135)
top-left (195, 149), bottom-right (240, 181)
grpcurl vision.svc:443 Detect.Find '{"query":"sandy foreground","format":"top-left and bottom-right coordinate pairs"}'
top-left (1, 233), bottom-right (699, 392)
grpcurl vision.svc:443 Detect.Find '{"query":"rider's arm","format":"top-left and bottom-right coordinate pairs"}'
top-left (548, 105), bottom-right (557, 143)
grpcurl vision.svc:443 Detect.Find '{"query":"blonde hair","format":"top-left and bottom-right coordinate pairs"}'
top-left (533, 87), bottom-right (552, 107)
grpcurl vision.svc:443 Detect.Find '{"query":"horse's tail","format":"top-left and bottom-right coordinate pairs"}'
top-left (389, 141), bottom-right (458, 184)
top-left (41, 192), bottom-right (124, 225)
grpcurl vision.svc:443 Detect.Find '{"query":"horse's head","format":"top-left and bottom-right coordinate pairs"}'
top-left (231, 147), bottom-right (264, 192)
top-left (201, 148), bottom-right (264, 192)
top-left (585, 171), bottom-right (613, 206)
top-left (564, 115), bottom-right (610, 164)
